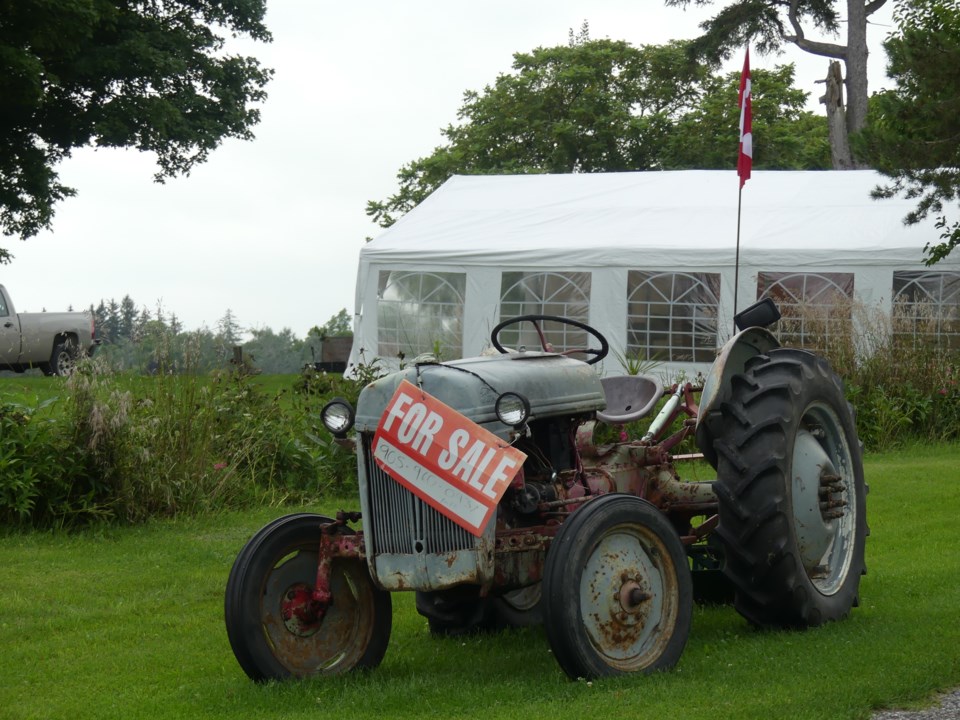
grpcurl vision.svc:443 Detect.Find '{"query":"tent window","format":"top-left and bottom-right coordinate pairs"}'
top-left (892, 271), bottom-right (960, 351)
top-left (377, 271), bottom-right (466, 361)
top-left (627, 271), bottom-right (721, 363)
top-left (499, 272), bottom-right (591, 353)
top-left (757, 272), bottom-right (854, 351)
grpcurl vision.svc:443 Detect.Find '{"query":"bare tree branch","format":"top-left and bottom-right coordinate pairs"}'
top-left (784, 0), bottom-right (847, 59)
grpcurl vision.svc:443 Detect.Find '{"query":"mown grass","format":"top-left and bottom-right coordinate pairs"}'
top-left (2, 445), bottom-right (959, 720)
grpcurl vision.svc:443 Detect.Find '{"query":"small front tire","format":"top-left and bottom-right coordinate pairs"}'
top-left (543, 494), bottom-right (692, 679)
top-left (224, 513), bottom-right (392, 681)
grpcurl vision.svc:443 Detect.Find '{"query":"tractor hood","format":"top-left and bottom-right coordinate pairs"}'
top-left (354, 352), bottom-right (605, 435)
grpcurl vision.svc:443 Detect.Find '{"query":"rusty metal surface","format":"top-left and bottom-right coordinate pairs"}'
top-left (260, 550), bottom-right (378, 676)
top-left (579, 522), bottom-right (682, 669)
top-left (578, 438), bottom-right (717, 513)
top-left (492, 526), bottom-right (557, 589)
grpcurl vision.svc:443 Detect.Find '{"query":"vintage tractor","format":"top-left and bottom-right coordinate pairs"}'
top-left (224, 300), bottom-right (867, 681)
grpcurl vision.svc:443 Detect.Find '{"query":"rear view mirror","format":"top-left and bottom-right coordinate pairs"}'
top-left (734, 298), bottom-right (781, 331)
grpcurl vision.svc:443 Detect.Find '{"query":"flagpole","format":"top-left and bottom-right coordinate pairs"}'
top-left (734, 46), bottom-right (751, 337)
top-left (734, 185), bottom-right (742, 336)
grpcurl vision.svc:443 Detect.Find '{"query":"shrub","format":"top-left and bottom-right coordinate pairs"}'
top-left (293, 352), bottom-right (386, 489)
top-left (1, 352), bottom-right (343, 527)
top-left (780, 298), bottom-right (960, 450)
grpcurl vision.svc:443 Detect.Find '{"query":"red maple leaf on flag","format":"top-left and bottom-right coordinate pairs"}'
top-left (738, 48), bottom-right (752, 188)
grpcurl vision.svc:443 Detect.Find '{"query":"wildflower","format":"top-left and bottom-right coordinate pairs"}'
top-left (619, 429), bottom-right (629, 442)
top-left (214, 461), bottom-right (228, 471)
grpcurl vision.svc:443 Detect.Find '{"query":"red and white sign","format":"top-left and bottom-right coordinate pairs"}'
top-left (372, 380), bottom-right (526, 536)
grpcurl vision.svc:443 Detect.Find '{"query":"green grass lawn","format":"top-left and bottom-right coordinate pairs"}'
top-left (0, 372), bottom-right (298, 407)
top-left (2, 446), bottom-right (959, 720)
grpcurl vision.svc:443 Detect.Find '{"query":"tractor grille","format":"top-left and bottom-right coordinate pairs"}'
top-left (362, 436), bottom-right (476, 556)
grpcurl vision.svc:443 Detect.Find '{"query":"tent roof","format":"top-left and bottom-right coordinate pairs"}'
top-left (361, 170), bottom-right (947, 269)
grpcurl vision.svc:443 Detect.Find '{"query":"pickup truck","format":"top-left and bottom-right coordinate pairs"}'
top-left (0, 284), bottom-right (98, 375)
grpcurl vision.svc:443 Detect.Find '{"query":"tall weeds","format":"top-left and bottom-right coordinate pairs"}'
top-left (778, 298), bottom-right (960, 450)
top-left (1, 336), bottom-right (349, 527)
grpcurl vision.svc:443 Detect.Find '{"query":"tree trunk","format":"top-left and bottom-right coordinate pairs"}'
top-left (820, 61), bottom-right (855, 170)
top-left (844, 0), bottom-right (871, 137)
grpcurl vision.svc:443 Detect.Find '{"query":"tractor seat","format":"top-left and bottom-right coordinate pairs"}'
top-left (597, 374), bottom-right (663, 425)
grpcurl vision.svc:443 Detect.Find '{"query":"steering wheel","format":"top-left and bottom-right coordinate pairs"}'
top-left (490, 315), bottom-right (609, 365)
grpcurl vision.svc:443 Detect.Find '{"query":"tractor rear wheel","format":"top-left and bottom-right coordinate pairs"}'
top-left (542, 494), bottom-right (692, 679)
top-left (224, 513), bottom-right (391, 680)
top-left (707, 348), bottom-right (867, 628)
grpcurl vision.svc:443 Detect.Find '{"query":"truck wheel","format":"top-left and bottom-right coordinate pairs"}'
top-left (224, 513), bottom-right (391, 681)
top-left (50, 338), bottom-right (79, 376)
top-left (543, 494), bottom-right (692, 679)
top-left (709, 348), bottom-right (867, 628)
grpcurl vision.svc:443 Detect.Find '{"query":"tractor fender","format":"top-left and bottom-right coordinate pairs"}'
top-left (695, 327), bottom-right (780, 467)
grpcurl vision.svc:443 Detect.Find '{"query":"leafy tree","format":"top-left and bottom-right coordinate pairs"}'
top-left (0, 0), bottom-right (273, 261)
top-left (367, 30), bottom-right (710, 228)
top-left (853, 0), bottom-right (960, 264)
top-left (244, 326), bottom-right (308, 374)
top-left (664, 0), bottom-right (889, 167)
top-left (310, 308), bottom-right (353, 339)
top-left (369, 31), bottom-right (829, 227)
top-left (664, 63), bottom-right (829, 170)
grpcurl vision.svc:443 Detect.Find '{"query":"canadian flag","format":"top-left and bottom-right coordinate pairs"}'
top-left (738, 48), bottom-right (752, 188)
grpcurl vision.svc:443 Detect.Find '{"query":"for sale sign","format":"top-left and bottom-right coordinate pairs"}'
top-left (372, 380), bottom-right (526, 537)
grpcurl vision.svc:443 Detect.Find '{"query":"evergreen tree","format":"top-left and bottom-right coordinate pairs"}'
top-left (119, 295), bottom-right (137, 341)
top-left (217, 309), bottom-right (242, 347)
top-left (854, 0), bottom-right (960, 263)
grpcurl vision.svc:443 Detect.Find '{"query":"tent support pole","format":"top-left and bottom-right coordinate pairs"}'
top-left (733, 186), bottom-right (743, 335)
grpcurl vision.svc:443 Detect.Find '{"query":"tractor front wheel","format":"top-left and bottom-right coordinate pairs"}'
top-left (224, 513), bottom-right (391, 680)
top-left (542, 494), bottom-right (692, 679)
top-left (708, 348), bottom-right (867, 628)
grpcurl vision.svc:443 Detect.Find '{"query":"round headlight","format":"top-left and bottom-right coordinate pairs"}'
top-left (321, 398), bottom-right (355, 437)
top-left (495, 392), bottom-right (530, 429)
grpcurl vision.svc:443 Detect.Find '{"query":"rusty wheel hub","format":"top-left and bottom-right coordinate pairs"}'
top-left (280, 583), bottom-right (323, 637)
top-left (617, 577), bottom-right (652, 625)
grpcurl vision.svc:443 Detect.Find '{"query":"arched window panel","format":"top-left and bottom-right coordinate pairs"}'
top-left (377, 271), bottom-right (466, 361)
top-left (757, 272), bottom-right (854, 351)
top-left (892, 271), bottom-right (960, 351)
top-left (499, 272), bottom-right (591, 353)
top-left (627, 271), bottom-right (721, 363)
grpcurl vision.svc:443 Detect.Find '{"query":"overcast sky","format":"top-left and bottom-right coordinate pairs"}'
top-left (6, 0), bottom-right (895, 338)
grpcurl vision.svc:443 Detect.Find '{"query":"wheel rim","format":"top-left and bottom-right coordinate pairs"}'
top-left (259, 547), bottom-right (374, 675)
top-left (57, 349), bottom-right (76, 375)
top-left (791, 402), bottom-right (857, 596)
top-left (579, 523), bottom-right (680, 671)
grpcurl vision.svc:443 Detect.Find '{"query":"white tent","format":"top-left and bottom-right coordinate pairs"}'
top-left (349, 170), bottom-right (958, 378)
